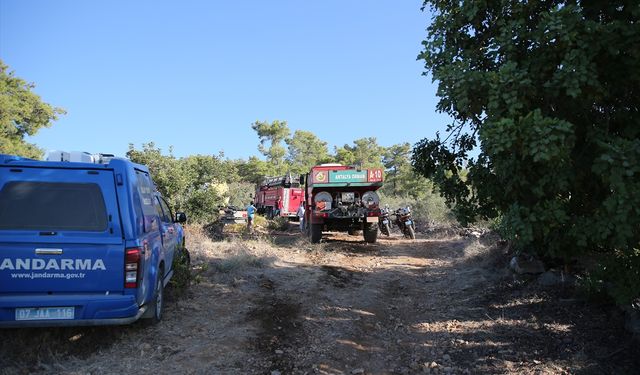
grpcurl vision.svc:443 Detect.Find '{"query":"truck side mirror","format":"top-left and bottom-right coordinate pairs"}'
top-left (299, 175), bottom-right (305, 185)
top-left (175, 212), bottom-right (187, 223)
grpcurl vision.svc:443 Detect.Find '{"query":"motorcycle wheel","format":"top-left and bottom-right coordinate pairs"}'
top-left (382, 222), bottom-right (391, 236)
top-left (406, 225), bottom-right (416, 240)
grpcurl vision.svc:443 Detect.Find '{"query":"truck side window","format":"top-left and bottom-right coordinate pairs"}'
top-left (135, 170), bottom-right (156, 232)
top-left (156, 196), bottom-right (173, 223)
top-left (154, 196), bottom-right (165, 221)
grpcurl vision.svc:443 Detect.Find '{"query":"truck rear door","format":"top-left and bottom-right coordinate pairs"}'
top-left (0, 166), bottom-right (125, 295)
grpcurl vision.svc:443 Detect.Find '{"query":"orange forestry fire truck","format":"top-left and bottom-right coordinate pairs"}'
top-left (254, 173), bottom-right (305, 219)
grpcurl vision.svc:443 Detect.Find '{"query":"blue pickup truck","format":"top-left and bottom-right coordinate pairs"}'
top-left (0, 153), bottom-right (187, 327)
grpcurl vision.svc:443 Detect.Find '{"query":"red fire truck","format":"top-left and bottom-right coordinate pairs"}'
top-left (254, 173), bottom-right (305, 219)
top-left (301, 164), bottom-right (384, 243)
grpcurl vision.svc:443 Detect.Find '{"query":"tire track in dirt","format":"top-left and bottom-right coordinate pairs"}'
top-left (246, 275), bottom-right (307, 374)
top-left (290, 233), bottom-right (437, 373)
top-left (290, 233), bottom-right (501, 373)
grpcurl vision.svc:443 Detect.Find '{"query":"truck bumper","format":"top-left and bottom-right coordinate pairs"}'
top-left (0, 294), bottom-right (144, 328)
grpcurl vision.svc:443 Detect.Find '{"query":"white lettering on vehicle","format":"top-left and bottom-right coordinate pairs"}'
top-left (76, 259), bottom-right (91, 270)
top-left (10, 272), bottom-right (87, 280)
top-left (46, 259), bottom-right (60, 270)
top-left (334, 173), bottom-right (366, 180)
top-left (0, 258), bottom-right (107, 271)
top-left (61, 259), bottom-right (73, 270)
top-left (16, 258), bottom-right (29, 270)
top-left (0, 258), bottom-right (11, 270)
top-left (32, 259), bottom-right (45, 270)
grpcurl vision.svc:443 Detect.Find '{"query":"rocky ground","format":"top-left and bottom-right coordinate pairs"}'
top-left (1, 225), bottom-right (638, 374)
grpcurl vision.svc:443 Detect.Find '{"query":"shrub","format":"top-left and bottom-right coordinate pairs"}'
top-left (379, 191), bottom-right (455, 226)
top-left (168, 247), bottom-right (191, 294)
top-left (267, 216), bottom-right (290, 231)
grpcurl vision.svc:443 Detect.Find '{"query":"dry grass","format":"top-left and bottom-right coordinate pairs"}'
top-left (185, 225), bottom-right (278, 275)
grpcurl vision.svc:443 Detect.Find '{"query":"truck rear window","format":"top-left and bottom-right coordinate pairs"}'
top-left (0, 181), bottom-right (108, 231)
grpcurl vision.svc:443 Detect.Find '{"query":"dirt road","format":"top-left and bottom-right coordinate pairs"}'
top-left (1, 227), bottom-right (638, 374)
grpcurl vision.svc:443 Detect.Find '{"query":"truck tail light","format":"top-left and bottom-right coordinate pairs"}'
top-left (125, 247), bottom-right (142, 288)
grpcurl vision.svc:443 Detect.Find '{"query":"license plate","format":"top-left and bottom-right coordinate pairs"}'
top-left (366, 217), bottom-right (378, 223)
top-left (15, 307), bottom-right (75, 321)
top-left (405, 220), bottom-right (412, 226)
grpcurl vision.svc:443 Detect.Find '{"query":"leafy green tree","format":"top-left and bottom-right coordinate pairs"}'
top-left (235, 156), bottom-right (274, 184)
top-left (225, 182), bottom-right (256, 208)
top-left (0, 60), bottom-right (65, 158)
top-left (127, 143), bottom-right (228, 222)
top-left (334, 137), bottom-right (384, 168)
top-left (251, 120), bottom-right (290, 174)
top-left (179, 154), bottom-right (229, 220)
top-left (382, 143), bottom-right (411, 195)
top-left (413, 0), bottom-right (640, 274)
top-left (127, 143), bottom-right (188, 209)
top-left (382, 142), bottom-right (432, 199)
top-left (285, 130), bottom-right (330, 173)
top-left (181, 154), bottom-right (226, 186)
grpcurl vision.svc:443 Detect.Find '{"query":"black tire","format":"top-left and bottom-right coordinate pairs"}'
top-left (310, 223), bottom-right (322, 243)
top-left (146, 270), bottom-right (164, 324)
top-left (406, 225), bottom-right (416, 240)
top-left (363, 223), bottom-right (378, 243)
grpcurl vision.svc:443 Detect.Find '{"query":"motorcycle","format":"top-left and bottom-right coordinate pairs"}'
top-left (394, 206), bottom-right (416, 239)
top-left (378, 206), bottom-right (391, 236)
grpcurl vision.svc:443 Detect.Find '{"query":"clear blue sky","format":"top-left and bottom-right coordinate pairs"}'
top-left (0, 0), bottom-right (449, 160)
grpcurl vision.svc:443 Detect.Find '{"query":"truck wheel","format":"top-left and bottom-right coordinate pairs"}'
top-left (406, 225), bottom-right (416, 240)
top-left (146, 271), bottom-right (164, 324)
top-left (363, 223), bottom-right (378, 243)
top-left (310, 224), bottom-right (322, 243)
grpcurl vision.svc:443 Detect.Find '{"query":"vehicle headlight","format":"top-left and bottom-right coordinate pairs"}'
top-left (361, 191), bottom-right (379, 209)
top-left (314, 191), bottom-right (332, 210)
